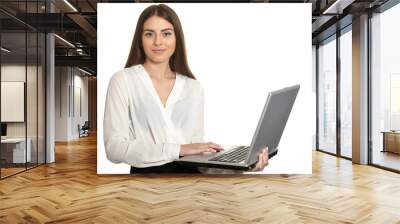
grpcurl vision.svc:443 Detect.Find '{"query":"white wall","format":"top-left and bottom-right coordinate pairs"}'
top-left (55, 66), bottom-right (69, 141)
top-left (72, 72), bottom-right (89, 138)
top-left (55, 67), bottom-right (89, 141)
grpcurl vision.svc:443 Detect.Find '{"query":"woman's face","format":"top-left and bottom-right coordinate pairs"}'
top-left (142, 16), bottom-right (176, 64)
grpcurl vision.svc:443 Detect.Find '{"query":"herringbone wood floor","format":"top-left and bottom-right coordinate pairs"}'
top-left (1, 134), bottom-right (400, 223)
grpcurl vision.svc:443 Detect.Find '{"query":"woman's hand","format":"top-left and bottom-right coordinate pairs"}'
top-left (250, 147), bottom-right (269, 172)
top-left (180, 142), bottom-right (223, 156)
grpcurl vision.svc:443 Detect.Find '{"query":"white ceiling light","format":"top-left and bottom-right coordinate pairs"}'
top-left (54, 34), bottom-right (75, 48)
top-left (1, 47), bottom-right (11, 53)
top-left (323, 0), bottom-right (355, 15)
top-left (78, 67), bottom-right (92, 76)
top-left (63, 0), bottom-right (78, 12)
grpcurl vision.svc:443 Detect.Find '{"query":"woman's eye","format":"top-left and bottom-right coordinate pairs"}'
top-left (144, 32), bottom-right (153, 37)
top-left (163, 32), bottom-right (172, 37)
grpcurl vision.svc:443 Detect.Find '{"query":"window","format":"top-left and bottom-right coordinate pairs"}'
top-left (339, 28), bottom-right (352, 158)
top-left (371, 2), bottom-right (400, 171)
top-left (318, 36), bottom-right (337, 155)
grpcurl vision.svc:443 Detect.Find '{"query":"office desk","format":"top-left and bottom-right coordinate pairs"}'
top-left (382, 131), bottom-right (400, 154)
top-left (1, 138), bottom-right (31, 163)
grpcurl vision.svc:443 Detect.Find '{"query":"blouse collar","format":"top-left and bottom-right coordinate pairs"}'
top-left (138, 64), bottom-right (184, 109)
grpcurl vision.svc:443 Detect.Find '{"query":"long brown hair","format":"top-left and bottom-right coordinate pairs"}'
top-left (125, 4), bottom-right (195, 79)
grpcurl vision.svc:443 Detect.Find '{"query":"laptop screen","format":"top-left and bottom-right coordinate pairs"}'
top-left (247, 85), bottom-right (300, 164)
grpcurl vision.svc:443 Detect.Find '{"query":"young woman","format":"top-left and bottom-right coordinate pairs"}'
top-left (103, 4), bottom-right (268, 174)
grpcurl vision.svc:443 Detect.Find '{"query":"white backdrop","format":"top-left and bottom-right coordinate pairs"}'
top-left (97, 3), bottom-right (313, 174)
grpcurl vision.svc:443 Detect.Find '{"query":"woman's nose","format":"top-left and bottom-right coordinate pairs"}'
top-left (154, 34), bottom-right (162, 46)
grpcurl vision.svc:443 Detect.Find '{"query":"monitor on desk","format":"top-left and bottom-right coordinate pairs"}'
top-left (1, 123), bottom-right (7, 139)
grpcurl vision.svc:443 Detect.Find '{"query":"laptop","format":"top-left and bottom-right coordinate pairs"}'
top-left (176, 84), bottom-right (300, 171)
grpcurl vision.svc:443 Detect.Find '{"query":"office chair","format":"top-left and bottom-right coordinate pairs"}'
top-left (79, 121), bottom-right (90, 138)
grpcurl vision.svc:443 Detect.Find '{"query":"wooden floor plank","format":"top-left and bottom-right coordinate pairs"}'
top-left (0, 134), bottom-right (400, 223)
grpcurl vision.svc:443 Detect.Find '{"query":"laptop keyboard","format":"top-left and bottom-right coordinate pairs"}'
top-left (209, 146), bottom-right (249, 163)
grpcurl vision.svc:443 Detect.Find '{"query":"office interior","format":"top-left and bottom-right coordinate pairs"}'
top-left (0, 0), bottom-right (97, 179)
top-left (0, 0), bottom-right (399, 223)
top-left (313, 0), bottom-right (400, 172)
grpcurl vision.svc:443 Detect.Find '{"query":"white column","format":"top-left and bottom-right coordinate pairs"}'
top-left (46, 33), bottom-right (55, 163)
top-left (46, 1), bottom-right (55, 163)
top-left (352, 14), bottom-right (369, 164)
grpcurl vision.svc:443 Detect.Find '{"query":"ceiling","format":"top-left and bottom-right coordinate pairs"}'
top-left (0, 0), bottom-right (99, 75)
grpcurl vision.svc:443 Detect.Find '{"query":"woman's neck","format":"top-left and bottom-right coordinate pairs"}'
top-left (143, 61), bottom-right (175, 80)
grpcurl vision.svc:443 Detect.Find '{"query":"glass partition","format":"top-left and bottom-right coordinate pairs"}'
top-left (317, 35), bottom-right (337, 155)
top-left (339, 28), bottom-right (352, 158)
top-left (1, 31), bottom-right (28, 177)
top-left (371, 3), bottom-right (400, 171)
top-left (0, 1), bottom-right (46, 179)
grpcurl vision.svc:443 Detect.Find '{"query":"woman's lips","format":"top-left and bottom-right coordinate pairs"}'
top-left (152, 49), bottom-right (165, 54)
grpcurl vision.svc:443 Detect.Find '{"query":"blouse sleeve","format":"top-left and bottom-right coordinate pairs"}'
top-left (103, 73), bottom-right (180, 168)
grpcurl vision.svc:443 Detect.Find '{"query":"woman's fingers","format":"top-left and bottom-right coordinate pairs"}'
top-left (198, 143), bottom-right (222, 153)
top-left (207, 142), bottom-right (222, 150)
top-left (252, 148), bottom-right (268, 171)
top-left (206, 147), bottom-right (217, 152)
top-left (262, 149), bottom-right (267, 166)
top-left (186, 143), bottom-right (216, 155)
top-left (252, 153), bottom-right (263, 171)
top-left (199, 146), bottom-right (218, 154)
top-left (181, 143), bottom-right (223, 156)
top-left (258, 153), bottom-right (264, 170)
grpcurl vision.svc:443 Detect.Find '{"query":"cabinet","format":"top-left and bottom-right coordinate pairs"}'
top-left (382, 131), bottom-right (400, 154)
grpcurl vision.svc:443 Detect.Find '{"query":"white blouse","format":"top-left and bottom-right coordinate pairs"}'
top-left (103, 64), bottom-right (204, 168)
